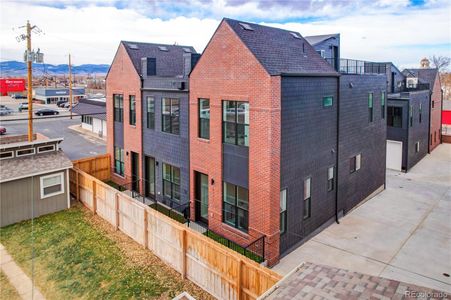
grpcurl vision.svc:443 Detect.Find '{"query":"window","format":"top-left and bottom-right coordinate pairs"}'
top-left (16, 148), bottom-right (35, 157)
top-left (129, 95), bottom-right (136, 125)
top-left (162, 163), bottom-right (180, 201)
top-left (0, 151), bottom-right (13, 160)
top-left (223, 101), bottom-right (249, 146)
top-left (82, 115), bottom-right (93, 125)
top-left (415, 141), bottom-right (420, 153)
top-left (350, 154), bottom-right (361, 173)
top-left (280, 189), bottom-right (287, 234)
top-left (323, 96), bottom-right (333, 107)
top-left (409, 105), bottom-right (413, 127)
top-left (162, 98), bottom-right (180, 134)
top-left (37, 144), bottom-right (56, 153)
top-left (147, 57), bottom-right (156, 76)
top-left (146, 96), bottom-right (155, 129)
top-left (368, 93), bottom-right (373, 122)
top-left (222, 182), bottom-right (249, 232)
top-left (419, 103), bottom-right (422, 123)
top-left (387, 106), bottom-right (403, 128)
top-left (327, 166), bottom-right (335, 191)
top-left (198, 98), bottom-right (210, 139)
top-left (316, 50), bottom-right (326, 58)
top-left (40, 172), bottom-right (64, 199)
top-left (432, 100), bottom-right (435, 109)
top-left (114, 147), bottom-right (124, 176)
top-left (303, 178), bottom-right (311, 220)
top-left (381, 91), bottom-right (385, 119)
top-left (113, 94), bottom-right (123, 122)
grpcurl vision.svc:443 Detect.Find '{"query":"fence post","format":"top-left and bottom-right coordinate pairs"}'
top-left (236, 259), bottom-right (242, 300)
top-left (92, 180), bottom-right (97, 214)
top-left (143, 209), bottom-right (148, 249)
top-left (182, 229), bottom-right (187, 279)
top-left (115, 193), bottom-right (120, 230)
top-left (76, 170), bottom-right (80, 201)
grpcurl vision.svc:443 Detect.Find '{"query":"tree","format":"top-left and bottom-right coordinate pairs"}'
top-left (430, 55), bottom-right (450, 72)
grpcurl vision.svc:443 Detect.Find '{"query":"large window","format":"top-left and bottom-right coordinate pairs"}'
top-left (162, 163), bottom-right (180, 201)
top-left (409, 105), bottom-right (413, 127)
top-left (199, 98), bottom-right (210, 139)
top-left (327, 166), bottom-right (335, 192)
top-left (223, 182), bottom-right (249, 232)
top-left (415, 141), bottom-right (420, 153)
top-left (368, 93), bottom-right (373, 122)
top-left (350, 154), bottom-right (361, 173)
top-left (280, 189), bottom-right (287, 234)
top-left (40, 172), bottom-right (64, 199)
top-left (381, 91), bottom-right (385, 119)
top-left (223, 101), bottom-right (249, 146)
top-left (387, 106), bottom-right (403, 128)
top-left (113, 94), bottom-right (123, 123)
top-left (303, 178), bottom-right (311, 220)
top-left (114, 147), bottom-right (124, 176)
top-left (129, 95), bottom-right (136, 125)
top-left (162, 98), bottom-right (180, 134)
top-left (146, 96), bottom-right (155, 129)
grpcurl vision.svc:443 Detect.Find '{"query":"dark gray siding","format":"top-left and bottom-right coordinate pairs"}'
top-left (386, 64), bottom-right (405, 94)
top-left (142, 89), bottom-right (189, 208)
top-left (387, 98), bottom-right (409, 169)
top-left (280, 76), bottom-right (338, 254)
top-left (407, 91), bottom-right (430, 170)
top-left (223, 144), bottom-right (249, 189)
top-left (338, 74), bottom-right (387, 213)
top-left (312, 36), bottom-right (340, 70)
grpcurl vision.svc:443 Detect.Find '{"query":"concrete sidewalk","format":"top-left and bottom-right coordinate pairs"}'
top-left (0, 243), bottom-right (45, 300)
top-left (273, 144), bottom-right (451, 293)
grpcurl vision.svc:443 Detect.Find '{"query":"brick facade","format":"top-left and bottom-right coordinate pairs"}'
top-left (429, 74), bottom-right (442, 152)
top-left (189, 21), bottom-right (281, 266)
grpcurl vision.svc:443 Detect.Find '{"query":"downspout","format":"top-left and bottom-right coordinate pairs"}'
top-left (440, 88), bottom-right (443, 144)
top-left (406, 101), bottom-right (410, 172)
top-left (335, 75), bottom-right (340, 224)
top-left (140, 74), bottom-right (145, 197)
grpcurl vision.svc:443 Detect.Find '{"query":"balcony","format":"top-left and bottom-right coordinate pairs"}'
top-left (324, 58), bottom-right (387, 75)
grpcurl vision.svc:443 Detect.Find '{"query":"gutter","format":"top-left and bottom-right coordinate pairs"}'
top-left (279, 72), bottom-right (340, 78)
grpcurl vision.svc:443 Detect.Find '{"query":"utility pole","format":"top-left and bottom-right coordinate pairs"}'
top-left (69, 54), bottom-right (73, 119)
top-left (26, 21), bottom-right (33, 141)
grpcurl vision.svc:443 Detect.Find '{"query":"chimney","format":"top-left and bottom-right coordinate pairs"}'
top-left (183, 53), bottom-right (201, 77)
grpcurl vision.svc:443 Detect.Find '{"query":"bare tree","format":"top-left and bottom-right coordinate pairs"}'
top-left (430, 55), bottom-right (450, 72)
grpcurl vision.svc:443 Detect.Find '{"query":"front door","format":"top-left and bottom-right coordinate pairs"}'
top-left (195, 172), bottom-right (209, 224)
top-left (131, 152), bottom-right (139, 192)
top-left (144, 156), bottom-right (155, 198)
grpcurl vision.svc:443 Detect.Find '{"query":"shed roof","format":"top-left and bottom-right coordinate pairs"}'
top-left (71, 98), bottom-right (106, 120)
top-left (223, 18), bottom-right (338, 76)
top-left (304, 33), bottom-right (339, 46)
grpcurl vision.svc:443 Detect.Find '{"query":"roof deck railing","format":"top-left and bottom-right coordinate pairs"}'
top-left (324, 58), bottom-right (387, 75)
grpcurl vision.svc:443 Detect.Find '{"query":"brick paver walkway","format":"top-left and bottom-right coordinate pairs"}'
top-left (0, 243), bottom-right (45, 300)
top-left (261, 262), bottom-right (449, 299)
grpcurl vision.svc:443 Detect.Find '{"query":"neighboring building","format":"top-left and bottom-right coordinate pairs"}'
top-left (189, 18), bottom-right (387, 265)
top-left (442, 100), bottom-right (451, 142)
top-left (403, 60), bottom-right (442, 152)
top-left (106, 41), bottom-right (199, 211)
top-left (33, 87), bottom-right (85, 104)
top-left (0, 134), bottom-right (72, 227)
top-left (0, 78), bottom-right (26, 96)
top-left (304, 34), bottom-right (340, 71)
top-left (386, 90), bottom-right (430, 171)
top-left (71, 98), bottom-right (107, 138)
top-left (383, 63), bottom-right (405, 94)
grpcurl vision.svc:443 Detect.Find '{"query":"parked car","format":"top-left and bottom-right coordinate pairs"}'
top-left (0, 126), bottom-right (6, 135)
top-left (18, 102), bottom-right (28, 112)
top-left (0, 107), bottom-right (14, 116)
top-left (63, 102), bottom-right (77, 108)
top-left (12, 94), bottom-right (27, 99)
top-left (35, 108), bottom-right (59, 116)
top-left (56, 99), bottom-right (68, 107)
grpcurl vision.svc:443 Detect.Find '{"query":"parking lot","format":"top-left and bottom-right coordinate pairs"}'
top-left (273, 144), bottom-right (451, 293)
top-left (0, 96), bottom-right (105, 160)
top-left (0, 95), bottom-right (73, 120)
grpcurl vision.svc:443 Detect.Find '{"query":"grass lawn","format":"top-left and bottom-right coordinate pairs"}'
top-left (0, 271), bottom-right (20, 300)
top-left (0, 204), bottom-right (212, 300)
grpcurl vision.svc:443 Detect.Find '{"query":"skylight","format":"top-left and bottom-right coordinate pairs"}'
top-left (158, 46), bottom-right (168, 51)
top-left (290, 32), bottom-right (301, 39)
top-left (128, 43), bottom-right (139, 50)
top-left (183, 47), bottom-right (191, 53)
top-left (239, 22), bottom-right (254, 31)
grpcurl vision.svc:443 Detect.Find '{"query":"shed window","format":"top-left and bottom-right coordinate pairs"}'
top-left (82, 115), bottom-right (93, 125)
top-left (0, 151), bottom-right (14, 160)
top-left (37, 144), bottom-right (56, 153)
top-left (16, 148), bottom-right (35, 157)
top-left (40, 172), bottom-right (64, 198)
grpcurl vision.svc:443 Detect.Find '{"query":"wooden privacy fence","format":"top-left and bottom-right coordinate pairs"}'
top-left (69, 168), bottom-right (281, 300)
top-left (71, 154), bottom-right (111, 181)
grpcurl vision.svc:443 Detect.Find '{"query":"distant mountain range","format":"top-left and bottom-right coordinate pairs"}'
top-left (0, 61), bottom-right (109, 76)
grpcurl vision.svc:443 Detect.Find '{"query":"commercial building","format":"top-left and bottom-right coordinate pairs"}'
top-left (0, 78), bottom-right (26, 96)
top-left (0, 134), bottom-right (72, 227)
top-left (71, 98), bottom-right (107, 138)
top-left (33, 87), bottom-right (85, 104)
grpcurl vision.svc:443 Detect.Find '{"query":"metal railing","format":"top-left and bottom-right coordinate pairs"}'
top-left (324, 58), bottom-right (387, 75)
top-left (404, 83), bottom-right (430, 91)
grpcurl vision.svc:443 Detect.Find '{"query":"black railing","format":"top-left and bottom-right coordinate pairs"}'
top-left (404, 83), bottom-right (430, 91)
top-left (324, 58), bottom-right (387, 75)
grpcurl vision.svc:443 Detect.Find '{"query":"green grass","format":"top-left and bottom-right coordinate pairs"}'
top-left (0, 271), bottom-right (20, 300)
top-left (0, 205), bottom-right (211, 300)
top-left (104, 180), bottom-right (125, 192)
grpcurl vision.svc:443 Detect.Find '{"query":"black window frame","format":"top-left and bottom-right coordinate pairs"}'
top-left (82, 115), bottom-right (93, 125)
top-left (114, 146), bottom-right (125, 176)
top-left (280, 189), bottom-right (287, 234)
top-left (368, 92), bottom-right (374, 123)
top-left (387, 106), bottom-right (403, 128)
top-left (222, 182), bottom-right (249, 232)
top-left (322, 96), bottom-right (333, 108)
top-left (419, 102), bottom-right (422, 123)
top-left (327, 166), bottom-right (335, 192)
top-left (198, 98), bottom-right (210, 139)
top-left (350, 154), bottom-right (361, 173)
top-left (222, 100), bottom-right (249, 147)
top-left (303, 177), bottom-right (311, 220)
top-left (146, 96), bottom-right (155, 129)
top-left (129, 95), bottom-right (136, 126)
top-left (381, 91), bottom-right (385, 119)
top-left (162, 163), bottom-right (180, 202)
top-left (113, 94), bottom-right (123, 123)
top-left (162, 98), bottom-right (180, 135)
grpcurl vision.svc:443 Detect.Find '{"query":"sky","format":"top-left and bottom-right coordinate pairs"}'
top-left (0, 0), bottom-right (450, 70)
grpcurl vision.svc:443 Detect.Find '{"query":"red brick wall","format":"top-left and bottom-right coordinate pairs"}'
top-left (106, 43), bottom-right (142, 190)
top-left (189, 21), bottom-right (281, 266)
top-left (429, 74), bottom-right (442, 152)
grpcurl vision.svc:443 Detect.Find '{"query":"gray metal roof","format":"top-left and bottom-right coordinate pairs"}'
top-left (71, 99), bottom-right (106, 120)
top-left (223, 19), bottom-right (338, 76)
top-left (121, 41), bottom-right (197, 77)
top-left (304, 33), bottom-right (339, 46)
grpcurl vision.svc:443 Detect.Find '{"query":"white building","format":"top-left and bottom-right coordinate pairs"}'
top-left (71, 98), bottom-right (107, 138)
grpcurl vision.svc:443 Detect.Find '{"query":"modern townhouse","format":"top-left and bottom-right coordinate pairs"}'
top-left (106, 41), bottom-right (199, 212)
top-left (189, 18), bottom-right (387, 265)
top-left (304, 33), bottom-right (340, 71)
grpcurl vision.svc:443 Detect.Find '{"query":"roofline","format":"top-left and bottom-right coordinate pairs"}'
top-left (0, 137), bottom-right (64, 150)
top-left (105, 42), bottom-right (123, 80)
top-left (280, 72), bottom-right (340, 77)
top-left (0, 165), bottom-right (72, 184)
top-left (121, 40), bottom-right (197, 51)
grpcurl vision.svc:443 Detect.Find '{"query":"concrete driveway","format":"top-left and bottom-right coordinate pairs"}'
top-left (273, 144), bottom-right (451, 293)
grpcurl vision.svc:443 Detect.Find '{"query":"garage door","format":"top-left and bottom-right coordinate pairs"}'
top-left (386, 140), bottom-right (402, 171)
